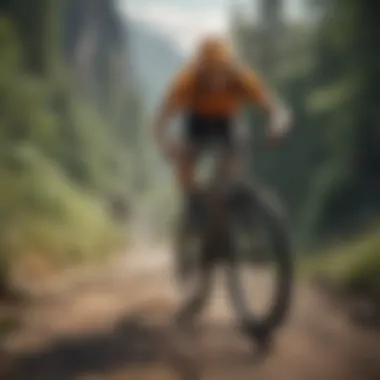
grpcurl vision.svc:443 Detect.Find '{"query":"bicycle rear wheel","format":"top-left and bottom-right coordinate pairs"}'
top-left (226, 182), bottom-right (293, 346)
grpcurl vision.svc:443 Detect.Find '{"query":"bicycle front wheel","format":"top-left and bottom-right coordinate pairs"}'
top-left (226, 182), bottom-right (293, 344)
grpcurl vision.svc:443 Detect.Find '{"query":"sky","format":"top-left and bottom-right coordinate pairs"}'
top-left (118, 0), bottom-right (305, 54)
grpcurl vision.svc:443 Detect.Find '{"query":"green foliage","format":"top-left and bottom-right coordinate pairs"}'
top-left (0, 313), bottom-right (19, 336)
top-left (0, 3), bottom-right (142, 294)
top-left (302, 228), bottom-right (380, 295)
top-left (233, 0), bottom-right (380, 247)
top-left (0, 144), bottom-right (124, 265)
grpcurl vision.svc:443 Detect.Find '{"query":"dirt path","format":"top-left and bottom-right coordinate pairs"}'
top-left (1, 246), bottom-right (380, 380)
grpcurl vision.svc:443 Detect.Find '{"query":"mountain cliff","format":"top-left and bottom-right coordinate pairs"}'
top-left (127, 20), bottom-right (185, 110)
top-left (0, 0), bottom-right (140, 293)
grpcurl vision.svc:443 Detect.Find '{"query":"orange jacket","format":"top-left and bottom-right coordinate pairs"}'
top-left (163, 61), bottom-right (270, 117)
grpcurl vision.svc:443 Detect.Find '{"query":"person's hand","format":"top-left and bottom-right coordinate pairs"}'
top-left (267, 107), bottom-right (292, 146)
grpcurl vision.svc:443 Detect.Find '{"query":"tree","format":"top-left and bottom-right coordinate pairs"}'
top-left (232, 0), bottom-right (380, 248)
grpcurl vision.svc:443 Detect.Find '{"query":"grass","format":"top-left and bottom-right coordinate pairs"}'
top-left (301, 228), bottom-right (380, 295)
top-left (0, 15), bottom-right (132, 297)
top-left (0, 315), bottom-right (19, 338)
top-left (0, 145), bottom-right (128, 295)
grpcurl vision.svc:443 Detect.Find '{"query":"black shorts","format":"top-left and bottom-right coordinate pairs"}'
top-left (185, 113), bottom-right (235, 153)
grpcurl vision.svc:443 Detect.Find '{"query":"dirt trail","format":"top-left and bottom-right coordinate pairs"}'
top-left (1, 245), bottom-right (380, 380)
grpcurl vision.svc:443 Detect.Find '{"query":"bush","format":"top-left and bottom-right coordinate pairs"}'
top-left (302, 228), bottom-right (380, 295)
top-left (0, 17), bottom-right (131, 295)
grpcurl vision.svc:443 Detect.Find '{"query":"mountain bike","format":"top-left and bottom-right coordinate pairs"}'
top-left (173, 133), bottom-right (293, 352)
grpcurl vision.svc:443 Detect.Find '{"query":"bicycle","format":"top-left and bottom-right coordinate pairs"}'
top-left (173, 131), bottom-right (293, 353)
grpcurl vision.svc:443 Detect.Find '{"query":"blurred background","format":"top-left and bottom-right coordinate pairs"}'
top-left (0, 0), bottom-right (379, 379)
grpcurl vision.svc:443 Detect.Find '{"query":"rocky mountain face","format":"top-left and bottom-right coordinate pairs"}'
top-left (127, 19), bottom-right (185, 110)
top-left (63, 0), bottom-right (134, 116)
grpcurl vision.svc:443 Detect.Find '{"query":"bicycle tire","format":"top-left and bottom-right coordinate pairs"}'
top-left (226, 182), bottom-right (293, 345)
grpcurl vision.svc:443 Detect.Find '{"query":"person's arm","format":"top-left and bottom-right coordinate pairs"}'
top-left (237, 65), bottom-right (292, 141)
top-left (153, 97), bottom-right (177, 149)
top-left (153, 67), bottom-right (192, 151)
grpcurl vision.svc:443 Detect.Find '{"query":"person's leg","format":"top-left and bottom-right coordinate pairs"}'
top-left (175, 148), bottom-right (197, 192)
top-left (215, 118), bottom-right (245, 185)
top-left (216, 122), bottom-right (251, 222)
top-left (223, 148), bottom-right (253, 225)
top-left (175, 146), bottom-right (204, 225)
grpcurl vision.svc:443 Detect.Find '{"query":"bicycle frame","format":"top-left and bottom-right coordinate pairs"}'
top-left (174, 131), bottom-right (293, 354)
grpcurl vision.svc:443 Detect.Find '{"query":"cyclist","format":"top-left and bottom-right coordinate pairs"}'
top-left (152, 35), bottom-right (291, 218)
